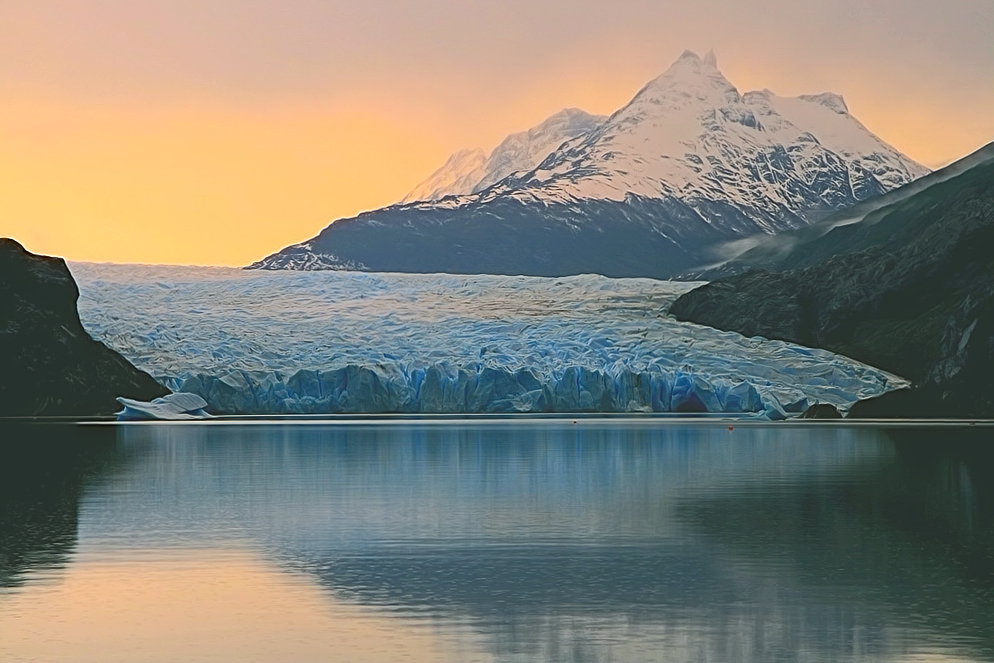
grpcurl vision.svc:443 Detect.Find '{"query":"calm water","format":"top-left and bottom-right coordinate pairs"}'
top-left (0, 420), bottom-right (991, 662)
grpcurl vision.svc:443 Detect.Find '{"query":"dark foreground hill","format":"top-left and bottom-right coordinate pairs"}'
top-left (0, 239), bottom-right (168, 416)
top-left (670, 143), bottom-right (994, 418)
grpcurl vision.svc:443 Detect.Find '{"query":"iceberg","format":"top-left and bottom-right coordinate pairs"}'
top-left (116, 392), bottom-right (212, 420)
top-left (70, 264), bottom-right (908, 417)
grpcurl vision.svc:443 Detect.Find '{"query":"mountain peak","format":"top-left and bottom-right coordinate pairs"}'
top-left (798, 92), bottom-right (849, 115)
top-left (659, 48), bottom-right (728, 81)
top-left (626, 49), bottom-right (739, 110)
top-left (673, 49), bottom-right (718, 69)
top-left (528, 108), bottom-right (604, 134)
top-left (514, 48), bottom-right (927, 210)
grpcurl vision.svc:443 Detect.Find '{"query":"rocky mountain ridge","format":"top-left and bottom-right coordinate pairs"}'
top-left (669, 142), bottom-right (994, 418)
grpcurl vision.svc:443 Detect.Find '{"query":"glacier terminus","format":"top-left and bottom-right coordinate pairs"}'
top-left (71, 263), bottom-right (907, 418)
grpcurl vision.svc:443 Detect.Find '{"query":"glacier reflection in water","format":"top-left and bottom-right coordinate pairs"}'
top-left (1, 421), bottom-right (991, 663)
top-left (69, 264), bottom-right (907, 416)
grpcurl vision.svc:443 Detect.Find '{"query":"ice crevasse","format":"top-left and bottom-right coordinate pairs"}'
top-left (70, 264), bottom-right (909, 418)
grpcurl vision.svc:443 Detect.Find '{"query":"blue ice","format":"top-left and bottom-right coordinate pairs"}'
top-left (70, 264), bottom-right (908, 417)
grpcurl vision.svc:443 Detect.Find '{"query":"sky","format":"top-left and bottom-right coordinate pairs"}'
top-left (1, 0), bottom-right (992, 266)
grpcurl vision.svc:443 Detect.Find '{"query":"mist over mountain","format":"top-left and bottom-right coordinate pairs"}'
top-left (251, 50), bottom-right (927, 277)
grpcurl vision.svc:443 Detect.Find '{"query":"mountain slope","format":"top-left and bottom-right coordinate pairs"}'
top-left (686, 143), bottom-right (994, 279)
top-left (402, 109), bottom-right (606, 203)
top-left (0, 238), bottom-right (168, 415)
top-left (252, 51), bottom-right (927, 277)
top-left (401, 148), bottom-right (488, 203)
top-left (669, 142), bottom-right (994, 417)
top-left (247, 195), bottom-right (728, 278)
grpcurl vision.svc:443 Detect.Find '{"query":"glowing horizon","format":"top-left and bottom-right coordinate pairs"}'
top-left (2, 1), bottom-right (992, 266)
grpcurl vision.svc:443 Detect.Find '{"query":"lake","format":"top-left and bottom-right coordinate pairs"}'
top-left (1, 420), bottom-right (991, 662)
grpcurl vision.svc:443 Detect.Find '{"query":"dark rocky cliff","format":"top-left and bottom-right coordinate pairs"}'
top-left (669, 146), bottom-right (994, 418)
top-left (0, 239), bottom-right (168, 416)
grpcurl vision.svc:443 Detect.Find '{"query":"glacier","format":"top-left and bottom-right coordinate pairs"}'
top-left (69, 264), bottom-right (908, 417)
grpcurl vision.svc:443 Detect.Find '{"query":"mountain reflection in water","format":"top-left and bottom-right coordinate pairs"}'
top-left (0, 421), bottom-right (991, 663)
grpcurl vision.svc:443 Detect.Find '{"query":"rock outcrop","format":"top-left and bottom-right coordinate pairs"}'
top-left (669, 144), bottom-right (994, 418)
top-left (0, 239), bottom-right (168, 416)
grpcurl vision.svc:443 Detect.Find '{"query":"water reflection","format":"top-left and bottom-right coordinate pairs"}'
top-left (0, 421), bottom-right (991, 662)
top-left (678, 429), bottom-right (994, 661)
top-left (0, 423), bottom-right (115, 590)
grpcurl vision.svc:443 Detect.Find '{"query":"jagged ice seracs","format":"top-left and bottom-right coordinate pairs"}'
top-left (70, 264), bottom-right (908, 417)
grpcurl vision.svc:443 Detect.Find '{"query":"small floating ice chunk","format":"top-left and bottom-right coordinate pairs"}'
top-left (116, 392), bottom-right (212, 421)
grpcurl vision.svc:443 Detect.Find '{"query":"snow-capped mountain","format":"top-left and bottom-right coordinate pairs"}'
top-left (402, 108), bottom-right (606, 203)
top-left (499, 50), bottom-right (927, 230)
top-left (401, 148), bottom-right (488, 203)
top-left (251, 50), bottom-right (928, 278)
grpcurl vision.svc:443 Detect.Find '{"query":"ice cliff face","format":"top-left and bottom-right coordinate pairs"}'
top-left (251, 50), bottom-right (928, 278)
top-left (71, 263), bottom-right (907, 417)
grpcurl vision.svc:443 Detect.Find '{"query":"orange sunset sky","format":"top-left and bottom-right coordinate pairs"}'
top-left (2, 0), bottom-right (993, 267)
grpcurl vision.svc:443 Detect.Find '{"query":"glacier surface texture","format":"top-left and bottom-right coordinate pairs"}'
top-left (70, 264), bottom-right (908, 417)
